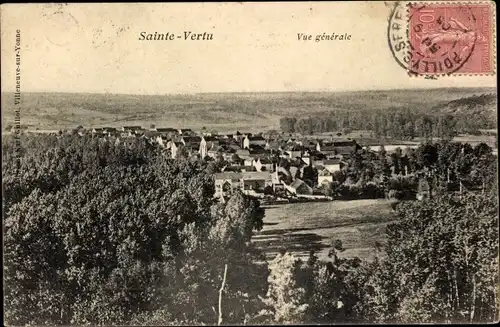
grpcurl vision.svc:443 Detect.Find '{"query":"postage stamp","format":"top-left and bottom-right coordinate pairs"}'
top-left (388, 1), bottom-right (495, 76)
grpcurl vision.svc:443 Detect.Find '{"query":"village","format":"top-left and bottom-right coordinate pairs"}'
top-left (59, 124), bottom-right (443, 203)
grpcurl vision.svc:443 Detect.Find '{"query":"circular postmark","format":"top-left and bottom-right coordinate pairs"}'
top-left (388, 2), bottom-right (479, 76)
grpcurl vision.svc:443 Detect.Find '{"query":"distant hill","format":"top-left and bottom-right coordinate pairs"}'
top-left (435, 93), bottom-right (497, 120)
top-left (1, 87), bottom-right (496, 132)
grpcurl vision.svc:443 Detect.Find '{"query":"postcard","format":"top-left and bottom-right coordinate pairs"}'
top-left (1, 1), bottom-right (498, 325)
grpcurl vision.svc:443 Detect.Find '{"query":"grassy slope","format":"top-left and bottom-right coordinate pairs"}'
top-left (1, 87), bottom-right (496, 132)
top-left (253, 199), bottom-right (396, 262)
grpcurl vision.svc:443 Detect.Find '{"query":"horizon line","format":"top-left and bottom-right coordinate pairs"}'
top-left (0, 86), bottom-right (496, 96)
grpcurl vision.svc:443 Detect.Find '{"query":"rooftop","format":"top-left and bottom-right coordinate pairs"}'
top-left (215, 172), bottom-right (243, 180)
top-left (323, 159), bottom-right (342, 165)
top-left (242, 171), bottom-right (272, 180)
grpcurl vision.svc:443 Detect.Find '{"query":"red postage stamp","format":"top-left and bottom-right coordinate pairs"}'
top-left (408, 3), bottom-right (494, 75)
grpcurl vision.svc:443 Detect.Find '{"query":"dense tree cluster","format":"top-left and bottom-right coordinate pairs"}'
top-left (357, 192), bottom-right (499, 323)
top-left (320, 141), bottom-right (497, 201)
top-left (3, 134), bottom-right (266, 325)
top-left (3, 134), bottom-right (498, 325)
top-left (280, 106), bottom-right (494, 139)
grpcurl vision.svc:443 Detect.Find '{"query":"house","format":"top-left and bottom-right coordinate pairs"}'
top-left (301, 140), bottom-right (317, 151)
top-left (253, 157), bottom-right (274, 172)
top-left (199, 136), bottom-right (220, 159)
top-left (317, 169), bottom-right (334, 185)
top-left (284, 144), bottom-right (303, 159)
top-left (92, 127), bottom-right (117, 136)
top-left (229, 153), bottom-right (243, 165)
top-left (171, 141), bottom-right (183, 158)
top-left (233, 131), bottom-right (244, 142)
top-left (334, 140), bottom-right (362, 155)
top-left (276, 165), bottom-right (291, 177)
top-left (181, 136), bottom-right (202, 151)
top-left (301, 151), bottom-right (312, 166)
top-left (103, 127), bottom-right (117, 135)
top-left (271, 171), bottom-right (285, 191)
top-left (214, 171), bottom-right (272, 198)
top-left (214, 172), bottom-right (243, 198)
top-left (243, 135), bottom-right (267, 149)
top-left (323, 159), bottom-right (342, 173)
top-left (222, 165), bottom-right (243, 173)
top-left (121, 126), bottom-right (143, 132)
top-left (154, 127), bottom-right (177, 133)
top-left (241, 165), bottom-right (256, 172)
top-left (178, 128), bottom-right (193, 135)
top-left (265, 140), bottom-right (280, 151)
top-left (120, 130), bottom-right (135, 138)
top-left (316, 141), bottom-right (337, 156)
top-left (290, 157), bottom-right (308, 170)
top-left (284, 178), bottom-right (313, 196)
top-left (156, 135), bottom-right (170, 147)
top-left (120, 126), bottom-right (143, 137)
top-left (241, 171), bottom-right (273, 194)
top-left (244, 158), bottom-right (255, 167)
top-left (236, 149), bottom-right (251, 160)
top-left (316, 139), bottom-right (360, 156)
top-left (207, 148), bottom-right (222, 160)
top-left (248, 144), bottom-right (269, 154)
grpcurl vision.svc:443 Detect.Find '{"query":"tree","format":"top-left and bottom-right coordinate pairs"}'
top-left (470, 143), bottom-right (496, 193)
top-left (359, 193), bottom-right (499, 323)
top-left (279, 117), bottom-right (297, 133)
top-left (320, 181), bottom-right (335, 197)
top-left (262, 252), bottom-right (309, 323)
top-left (301, 165), bottom-right (318, 188)
top-left (176, 144), bottom-right (190, 159)
top-left (346, 152), bottom-right (364, 183)
top-left (454, 148), bottom-right (474, 194)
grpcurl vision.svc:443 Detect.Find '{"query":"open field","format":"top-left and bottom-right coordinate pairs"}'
top-left (1, 87), bottom-right (496, 132)
top-left (252, 199), bottom-right (398, 262)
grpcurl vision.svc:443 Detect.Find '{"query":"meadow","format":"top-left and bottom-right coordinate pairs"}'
top-left (252, 199), bottom-right (397, 262)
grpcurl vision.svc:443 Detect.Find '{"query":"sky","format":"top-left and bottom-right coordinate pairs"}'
top-left (1, 2), bottom-right (496, 95)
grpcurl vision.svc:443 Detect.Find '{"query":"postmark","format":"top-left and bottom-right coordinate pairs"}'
top-left (388, 1), bottom-right (494, 76)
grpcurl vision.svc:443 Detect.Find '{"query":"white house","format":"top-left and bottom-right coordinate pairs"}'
top-left (253, 158), bottom-right (274, 172)
top-left (156, 136), bottom-right (170, 147)
top-left (317, 169), bottom-right (334, 185)
top-left (199, 136), bottom-right (219, 159)
top-left (171, 142), bottom-right (183, 158)
top-left (244, 158), bottom-right (254, 167)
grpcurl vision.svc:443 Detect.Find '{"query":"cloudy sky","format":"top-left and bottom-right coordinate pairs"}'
top-left (1, 2), bottom-right (495, 94)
